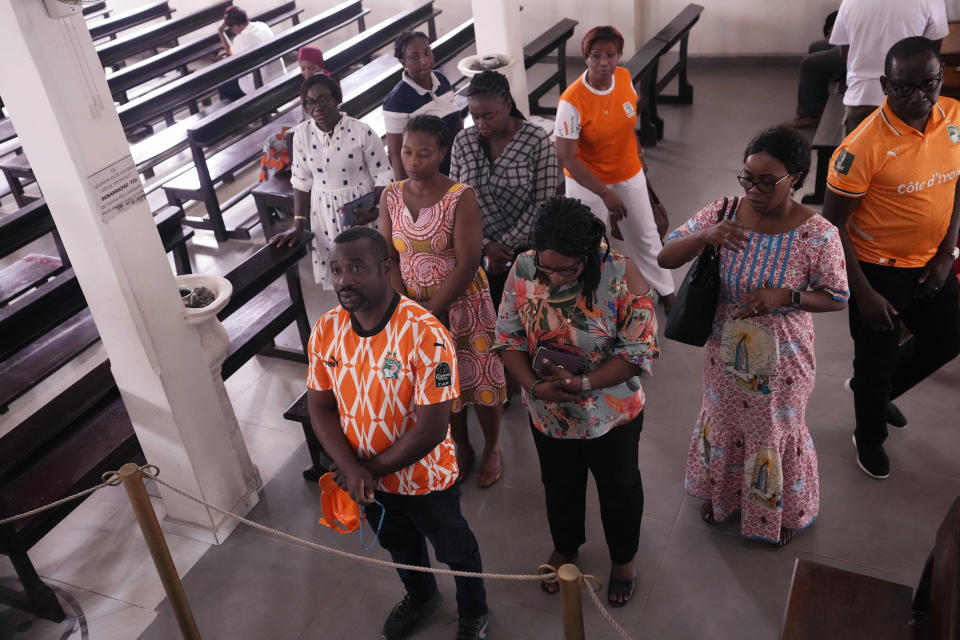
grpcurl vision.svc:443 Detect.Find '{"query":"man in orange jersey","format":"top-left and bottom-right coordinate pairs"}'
top-left (824, 37), bottom-right (960, 480)
top-left (306, 227), bottom-right (490, 640)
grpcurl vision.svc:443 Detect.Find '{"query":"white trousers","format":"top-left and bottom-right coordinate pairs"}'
top-left (565, 171), bottom-right (676, 296)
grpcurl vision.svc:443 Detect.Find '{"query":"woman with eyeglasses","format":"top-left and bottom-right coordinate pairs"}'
top-left (270, 73), bottom-right (393, 290)
top-left (554, 25), bottom-right (676, 312)
top-left (379, 115), bottom-right (506, 485)
top-left (495, 197), bottom-right (659, 607)
top-left (657, 126), bottom-right (849, 546)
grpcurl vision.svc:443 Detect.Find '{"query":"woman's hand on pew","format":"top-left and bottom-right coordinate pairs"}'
top-left (268, 219), bottom-right (305, 248)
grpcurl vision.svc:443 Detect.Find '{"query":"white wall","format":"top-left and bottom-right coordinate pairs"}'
top-left (104, 0), bottom-right (846, 57)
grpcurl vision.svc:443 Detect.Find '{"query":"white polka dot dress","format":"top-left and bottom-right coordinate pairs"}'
top-left (290, 115), bottom-right (393, 288)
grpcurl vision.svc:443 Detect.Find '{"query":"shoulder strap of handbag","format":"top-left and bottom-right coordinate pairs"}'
top-left (717, 196), bottom-right (739, 222)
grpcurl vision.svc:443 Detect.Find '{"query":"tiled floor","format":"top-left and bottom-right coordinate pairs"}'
top-left (3, 57), bottom-right (960, 640)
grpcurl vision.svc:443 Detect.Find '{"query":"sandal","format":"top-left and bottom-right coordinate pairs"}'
top-left (476, 448), bottom-right (503, 489)
top-left (539, 566), bottom-right (559, 595)
top-left (700, 501), bottom-right (716, 525)
top-left (607, 576), bottom-right (636, 607)
top-left (778, 527), bottom-right (796, 547)
top-left (455, 447), bottom-right (475, 485)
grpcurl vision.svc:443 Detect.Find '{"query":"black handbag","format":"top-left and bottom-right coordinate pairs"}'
top-left (663, 196), bottom-right (739, 346)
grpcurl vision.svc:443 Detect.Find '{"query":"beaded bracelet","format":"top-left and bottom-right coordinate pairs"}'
top-left (528, 379), bottom-right (543, 400)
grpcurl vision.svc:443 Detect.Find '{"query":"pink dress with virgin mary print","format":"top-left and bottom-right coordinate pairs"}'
top-left (667, 198), bottom-right (850, 543)
top-left (386, 181), bottom-right (506, 410)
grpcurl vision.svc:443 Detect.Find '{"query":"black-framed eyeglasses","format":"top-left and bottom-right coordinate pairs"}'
top-left (534, 253), bottom-right (582, 276)
top-left (885, 66), bottom-right (944, 97)
top-left (737, 172), bottom-right (792, 194)
top-left (303, 95), bottom-right (336, 110)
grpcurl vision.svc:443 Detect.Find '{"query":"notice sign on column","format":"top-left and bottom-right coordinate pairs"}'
top-left (88, 156), bottom-right (145, 222)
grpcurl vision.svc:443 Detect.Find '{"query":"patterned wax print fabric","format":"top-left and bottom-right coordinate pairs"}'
top-left (385, 181), bottom-right (506, 411)
top-left (290, 115), bottom-right (393, 288)
top-left (258, 126), bottom-right (292, 182)
top-left (495, 250), bottom-right (660, 439)
top-left (307, 294), bottom-right (460, 495)
top-left (667, 198), bottom-right (850, 542)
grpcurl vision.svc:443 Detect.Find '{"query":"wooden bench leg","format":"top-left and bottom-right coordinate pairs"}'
top-left (298, 417), bottom-right (332, 480)
top-left (0, 526), bottom-right (65, 622)
top-left (173, 243), bottom-right (192, 275)
top-left (675, 34), bottom-right (694, 104)
top-left (2, 167), bottom-right (28, 208)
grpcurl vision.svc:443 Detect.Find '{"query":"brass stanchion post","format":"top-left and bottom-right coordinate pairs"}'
top-left (558, 563), bottom-right (585, 640)
top-left (117, 463), bottom-right (202, 640)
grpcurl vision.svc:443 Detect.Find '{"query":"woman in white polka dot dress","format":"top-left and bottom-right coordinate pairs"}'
top-left (270, 74), bottom-right (393, 288)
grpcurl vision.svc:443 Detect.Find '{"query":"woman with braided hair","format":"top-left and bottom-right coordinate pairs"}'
top-left (379, 115), bottom-right (506, 488)
top-left (495, 197), bottom-right (660, 607)
top-left (450, 70), bottom-right (558, 311)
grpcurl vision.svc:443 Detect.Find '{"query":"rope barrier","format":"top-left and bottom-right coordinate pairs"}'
top-left (0, 472), bottom-right (122, 527)
top-left (142, 467), bottom-right (551, 583)
top-left (0, 463), bottom-right (641, 639)
top-left (580, 574), bottom-right (637, 640)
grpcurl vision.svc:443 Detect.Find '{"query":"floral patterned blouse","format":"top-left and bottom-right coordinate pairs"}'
top-left (495, 250), bottom-right (660, 439)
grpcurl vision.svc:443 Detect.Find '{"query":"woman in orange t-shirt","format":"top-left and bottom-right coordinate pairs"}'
top-left (555, 26), bottom-right (676, 310)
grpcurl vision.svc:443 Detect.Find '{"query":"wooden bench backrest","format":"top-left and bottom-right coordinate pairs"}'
top-left (117, 0), bottom-right (363, 131)
top-left (0, 199), bottom-right (53, 258)
top-left (654, 3), bottom-right (704, 47)
top-left (341, 18), bottom-right (473, 117)
top-left (96, 0), bottom-right (231, 68)
top-left (105, 2), bottom-right (298, 98)
top-left (523, 18), bottom-right (576, 67)
top-left (187, 0), bottom-right (436, 150)
top-left (218, 236), bottom-right (310, 319)
top-left (81, 1), bottom-right (107, 16)
top-left (88, 0), bottom-right (170, 41)
top-left (0, 269), bottom-right (84, 361)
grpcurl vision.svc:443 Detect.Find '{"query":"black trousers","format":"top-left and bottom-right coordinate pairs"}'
top-left (366, 485), bottom-right (487, 619)
top-left (530, 414), bottom-right (644, 564)
top-left (849, 262), bottom-right (960, 448)
top-left (796, 40), bottom-right (846, 118)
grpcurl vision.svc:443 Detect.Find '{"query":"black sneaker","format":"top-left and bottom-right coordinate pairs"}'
top-left (852, 434), bottom-right (890, 479)
top-left (843, 378), bottom-right (907, 428)
top-left (456, 611), bottom-right (492, 640)
top-left (382, 591), bottom-right (442, 640)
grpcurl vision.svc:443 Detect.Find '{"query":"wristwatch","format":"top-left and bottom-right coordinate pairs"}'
top-left (789, 289), bottom-right (802, 308)
top-left (580, 374), bottom-right (592, 396)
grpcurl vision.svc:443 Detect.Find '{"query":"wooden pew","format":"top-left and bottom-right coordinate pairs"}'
top-left (88, 0), bottom-right (173, 43)
top-left (801, 92), bottom-right (844, 206)
top-left (0, 235), bottom-right (312, 621)
top-left (162, 0), bottom-right (440, 241)
top-left (116, 0), bottom-right (367, 134)
top-left (81, 1), bottom-right (108, 18)
top-left (106, 2), bottom-right (303, 105)
top-left (253, 18), bottom-right (476, 238)
top-left (95, 0), bottom-right (231, 70)
top-left (624, 3), bottom-right (704, 147)
top-left (0, 152), bottom-right (37, 208)
top-left (523, 18), bottom-right (577, 116)
top-left (779, 497), bottom-right (960, 639)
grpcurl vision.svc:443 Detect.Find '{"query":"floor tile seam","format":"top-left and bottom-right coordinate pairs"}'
top-left (41, 576), bottom-right (158, 614)
top-left (238, 419), bottom-right (306, 437)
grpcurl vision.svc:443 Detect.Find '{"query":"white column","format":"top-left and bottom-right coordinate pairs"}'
top-left (0, 0), bottom-right (259, 545)
top-left (470, 0), bottom-right (530, 116)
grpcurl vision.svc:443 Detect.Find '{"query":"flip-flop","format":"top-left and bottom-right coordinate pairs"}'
top-left (539, 566), bottom-right (559, 595)
top-left (701, 501), bottom-right (716, 525)
top-left (607, 576), bottom-right (636, 607)
top-left (778, 527), bottom-right (796, 547)
top-left (476, 449), bottom-right (503, 489)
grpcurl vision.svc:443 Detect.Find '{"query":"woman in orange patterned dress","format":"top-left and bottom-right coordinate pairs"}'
top-left (378, 115), bottom-right (507, 488)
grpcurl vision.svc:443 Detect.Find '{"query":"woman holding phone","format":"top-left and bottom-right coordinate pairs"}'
top-left (495, 197), bottom-right (659, 607)
top-left (379, 115), bottom-right (506, 488)
top-left (270, 73), bottom-right (393, 289)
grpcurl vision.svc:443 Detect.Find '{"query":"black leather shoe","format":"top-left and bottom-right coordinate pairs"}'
top-left (844, 378), bottom-right (908, 428)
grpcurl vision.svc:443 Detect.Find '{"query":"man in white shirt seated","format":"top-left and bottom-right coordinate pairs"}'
top-left (217, 6), bottom-right (287, 100)
top-left (830, 0), bottom-right (949, 134)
